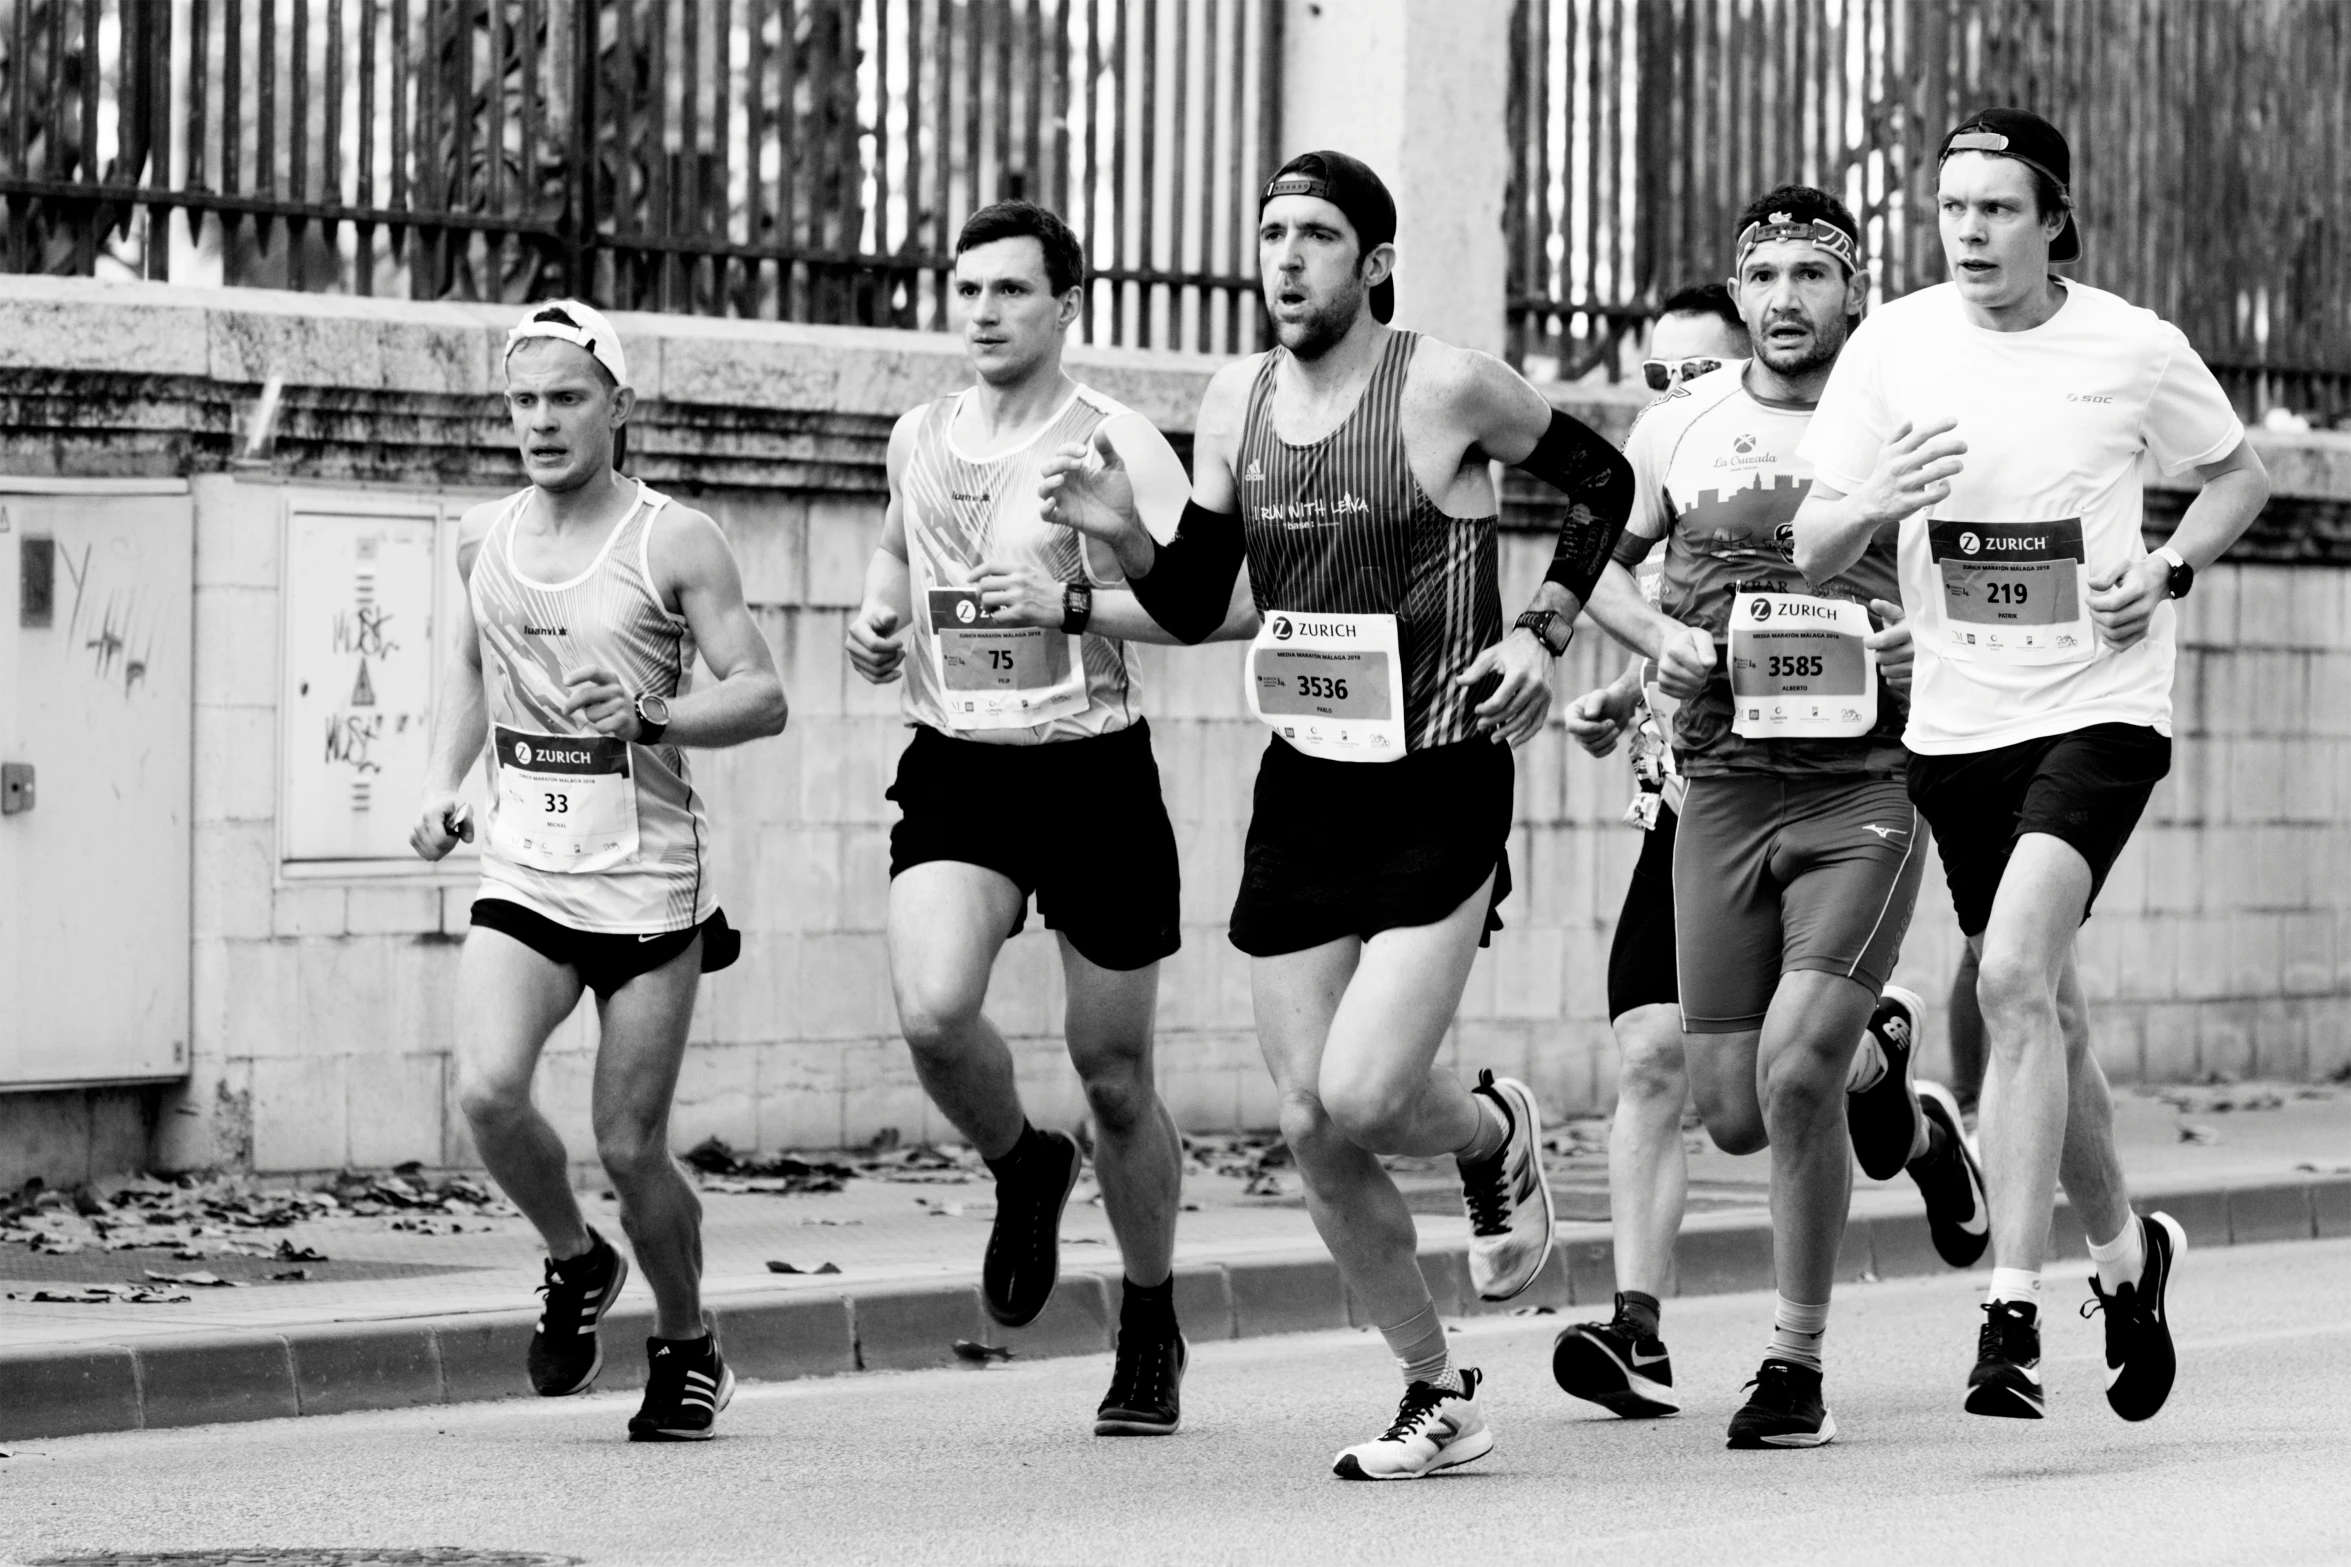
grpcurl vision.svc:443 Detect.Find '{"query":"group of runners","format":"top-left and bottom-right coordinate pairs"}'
top-left (410, 105), bottom-right (2268, 1467)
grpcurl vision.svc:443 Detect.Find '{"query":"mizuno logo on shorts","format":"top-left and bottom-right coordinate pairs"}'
top-left (1862, 823), bottom-right (1909, 840)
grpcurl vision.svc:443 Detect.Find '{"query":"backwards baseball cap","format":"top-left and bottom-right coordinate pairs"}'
top-left (1261, 150), bottom-right (1398, 323)
top-left (505, 299), bottom-right (630, 388)
top-left (1937, 107), bottom-right (2080, 263)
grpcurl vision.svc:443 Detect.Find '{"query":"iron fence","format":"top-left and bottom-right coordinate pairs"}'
top-left (0, 0), bottom-right (1283, 353)
top-left (1508, 0), bottom-right (2351, 423)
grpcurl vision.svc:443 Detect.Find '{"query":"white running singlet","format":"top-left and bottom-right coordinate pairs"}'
top-left (469, 482), bottom-right (716, 933)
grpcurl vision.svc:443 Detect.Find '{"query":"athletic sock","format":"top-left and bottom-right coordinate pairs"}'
top-left (1616, 1290), bottom-right (1662, 1341)
top-left (1379, 1298), bottom-right (1457, 1390)
top-left (1120, 1274), bottom-right (1177, 1337)
top-left (1765, 1295), bottom-right (1829, 1372)
top-left (1908, 1102), bottom-right (1938, 1165)
top-left (1846, 1034), bottom-right (1887, 1094)
top-left (2087, 1214), bottom-right (2148, 1294)
top-left (982, 1120), bottom-right (1046, 1184)
top-left (1454, 1096), bottom-right (1510, 1166)
top-left (1987, 1267), bottom-right (2042, 1310)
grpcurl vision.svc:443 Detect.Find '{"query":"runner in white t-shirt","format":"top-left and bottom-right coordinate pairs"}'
top-left (1792, 110), bottom-right (2271, 1425)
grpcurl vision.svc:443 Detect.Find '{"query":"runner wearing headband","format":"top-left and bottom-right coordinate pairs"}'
top-left (411, 299), bottom-right (789, 1440)
top-left (1794, 108), bottom-right (2269, 1424)
top-left (845, 201), bottom-right (1248, 1437)
top-left (1039, 149), bottom-right (1634, 1480)
top-left (1580, 186), bottom-right (1989, 1448)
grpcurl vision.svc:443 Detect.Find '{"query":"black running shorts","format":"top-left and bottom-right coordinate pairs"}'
top-left (1906, 721), bottom-right (2171, 937)
top-left (1672, 773), bottom-right (1925, 1034)
top-left (1606, 803), bottom-right (1679, 1020)
top-left (469, 897), bottom-right (740, 998)
top-left (886, 720), bottom-right (1182, 973)
top-left (1229, 735), bottom-right (1514, 958)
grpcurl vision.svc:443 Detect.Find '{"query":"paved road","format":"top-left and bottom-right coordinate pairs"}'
top-left (5, 1238), bottom-right (2348, 1567)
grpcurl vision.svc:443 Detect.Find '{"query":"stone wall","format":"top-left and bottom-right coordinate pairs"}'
top-left (1, 275), bottom-right (2344, 1181)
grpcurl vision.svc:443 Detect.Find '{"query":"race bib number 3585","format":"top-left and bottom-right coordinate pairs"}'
top-left (1728, 591), bottom-right (1878, 738)
top-left (1929, 517), bottom-right (2094, 664)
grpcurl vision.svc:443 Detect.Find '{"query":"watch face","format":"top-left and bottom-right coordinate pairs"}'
top-left (640, 694), bottom-right (670, 724)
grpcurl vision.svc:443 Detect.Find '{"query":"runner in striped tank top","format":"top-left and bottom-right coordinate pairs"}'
top-left (844, 202), bottom-right (1251, 1437)
top-left (411, 301), bottom-right (788, 1442)
top-left (1038, 151), bottom-right (1637, 1479)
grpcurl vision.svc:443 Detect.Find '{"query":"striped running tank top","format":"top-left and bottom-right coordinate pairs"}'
top-left (1237, 331), bottom-right (1502, 751)
top-left (468, 481), bottom-right (715, 934)
top-left (899, 384), bottom-right (1143, 743)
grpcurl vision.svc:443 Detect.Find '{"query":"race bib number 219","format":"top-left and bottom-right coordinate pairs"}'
top-left (1929, 517), bottom-right (2094, 665)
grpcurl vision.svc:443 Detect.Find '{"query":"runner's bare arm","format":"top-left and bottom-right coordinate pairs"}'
top-left (2087, 436), bottom-right (2269, 650)
top-left (849, 412), bottom-right (922, 683)
top-left (411, 504), bottom-right (497, 860)
top-left (1790, 418), bottom-right (1967, 580)
top-left (562, 506), bottom-right (789, 747)
top-left (1580, 560), bottom-right (1717, 700)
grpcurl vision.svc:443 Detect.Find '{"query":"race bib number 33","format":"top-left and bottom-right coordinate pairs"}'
top-left (489, 726), bottom-right (640, 873)
top-left (1929, 517), bottom-right (2093, 663)
top-left (1728, 591), bottom-right (1877, 739)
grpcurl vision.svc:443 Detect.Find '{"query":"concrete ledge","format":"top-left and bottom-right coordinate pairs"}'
top-left (6, 1174), bottom-right (2346, 1443)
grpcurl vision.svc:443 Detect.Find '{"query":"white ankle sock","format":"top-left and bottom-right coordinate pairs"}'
top-left (1988, 1267), bottom-right (2042, 1308)
top-left (2087, 1214), bottom-right (2148, 1293)
top-left (1379, 1299), bottom-right (1452, 1387)
top-left (1454, 1096), bottom-right (1509, 1165)
top-left (1767, 1295), bottom-right (1830, 1371)
top-left (1845, 1035), bottom-right (1887, 1094)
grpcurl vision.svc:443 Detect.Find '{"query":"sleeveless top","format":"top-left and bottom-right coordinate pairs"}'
top-left (1236, 331), bottom-right (1502, 751)
top-left (468, 482), bottom-right (715, 933)
top-left (899, 384), bottom-right (1145, 744)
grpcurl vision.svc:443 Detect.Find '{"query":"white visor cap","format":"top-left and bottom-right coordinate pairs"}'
top-left (504, 300), bottom-right (629, 389)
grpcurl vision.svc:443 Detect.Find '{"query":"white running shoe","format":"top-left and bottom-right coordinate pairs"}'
top-left (1460, 1071), bottom-right (1556, 1300)
top-left (1331, 1369), bottom-right (1495, 1480)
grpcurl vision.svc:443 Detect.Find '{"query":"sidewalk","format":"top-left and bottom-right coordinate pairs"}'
top-left (5, 1085), bottom-right (2347, 1440)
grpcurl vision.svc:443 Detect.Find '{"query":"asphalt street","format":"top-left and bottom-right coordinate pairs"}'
top-left (4, 1237), bottom-right (2348, 1567)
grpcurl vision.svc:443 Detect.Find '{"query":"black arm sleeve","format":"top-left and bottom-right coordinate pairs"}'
top-left (1515, 407), bottom-right (1636, 604)
top-left (1126, 499), bottom-right (1246, 646)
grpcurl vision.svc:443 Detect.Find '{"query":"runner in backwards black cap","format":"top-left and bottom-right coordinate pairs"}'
top-left (1039, 148), bottom-right (1636, 1479)
top-left (1794, 108), bottom-right (2270, 1424)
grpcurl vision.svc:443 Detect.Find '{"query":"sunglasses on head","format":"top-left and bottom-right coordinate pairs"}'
top-left (1641, 356), bottom-right (1724, 393)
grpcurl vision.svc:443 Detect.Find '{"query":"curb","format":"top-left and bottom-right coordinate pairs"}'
top-left (4, 1174), bottom-right (2345, 1442)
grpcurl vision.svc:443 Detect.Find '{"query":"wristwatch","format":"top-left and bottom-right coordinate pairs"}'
top-left (633, 692), bottom-right (671, 745)
top-left (2153, 545), bottom-right (2195, 600)
top-left (1514, 607), bottom-right (1574, 657)
top-left (1062, 580), bottom-right (1094, 635)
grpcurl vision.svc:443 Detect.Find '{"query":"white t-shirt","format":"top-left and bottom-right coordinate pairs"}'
top-left (1798, 280), bottom-right (2243, 753)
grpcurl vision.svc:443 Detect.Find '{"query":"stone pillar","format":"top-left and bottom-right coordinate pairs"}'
top-left (1279, 0), bottom-right (1514, 357)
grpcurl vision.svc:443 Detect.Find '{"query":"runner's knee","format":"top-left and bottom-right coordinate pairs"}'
top-left (1318, 1072), bottom-right (1422, 1150)
top-left (454, 1066), bottom-right (532, 1130)
top-left (1276, 1088), bottom-right (1344, 1163)
top-left (1614, 1021), bottom-right (1688, 1109)
top-left (593, 1114), bottom-right (671, 1180)
top-left (1077, 1055), bottom-right (1155, 1133)
top-left (895, 974), bottom-right (988, 1056)
top-left (1974, 947), bottom-right (2058, 1036)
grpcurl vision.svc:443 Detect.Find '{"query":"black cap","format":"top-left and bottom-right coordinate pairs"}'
top-left (1262, 150), bottom-right (1398, 323)
top-left (1937, 107), bottom-right (2080, 263)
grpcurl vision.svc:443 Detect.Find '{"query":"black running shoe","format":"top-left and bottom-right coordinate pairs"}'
top-left (628, 1319), bottom-right (736, 1442)
top-left (1848, 984), bottom-right (1925, 1180)
top-left (1725, 1358), bottom-right (1835, 1448)
top-left (527, 1228), bottom-right (629, 1397)
top-left (982, 1128), bottom-right (1083, 1327)
top-left (1965, 1299), bottom-right (2046, 1419)
top-left (1908, 1080), bottom-right (1990, 1268)
top-left (1095, 1325), bottom-right (1188, 1436)
top-left (2084, 1211), bottom-right (2186, 1422)
top-left (1552, 1314), bottom-right (1680, 1418)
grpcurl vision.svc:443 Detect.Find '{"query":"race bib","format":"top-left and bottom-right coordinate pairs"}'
top-left (925, 587), bottom-right (1088, 731)
top-left (1247, 610), bottom-right (1406, 762)
top-left (1929, 518), bottom-right (2095, 665)
top-left (489, 726), bottom-right (639, 873)
top-left (1728, 591), bottom-right (1879, 739)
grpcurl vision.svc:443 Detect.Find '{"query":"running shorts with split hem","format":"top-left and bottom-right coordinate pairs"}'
top-left (1672, 775), bottom-right (1925, 1034)
top-left (886, 719), bottom-right (1181, 973)
top-left (469, 897), bottom-right (741, 999)
top-left (1905, 721), bottom-right (2170, 937)
top-left (1229, 735), bottom-right (1514, 958)
top-left (1607, 802), bottom-right (1679, 1021)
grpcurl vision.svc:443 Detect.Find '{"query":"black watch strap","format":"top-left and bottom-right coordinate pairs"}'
top-left (633, 695), bottom-right (669, 745)
top-left (1515, 608), bottom-right (1573, 657)
top-left (1062, 580), bottom-right (1094, 635)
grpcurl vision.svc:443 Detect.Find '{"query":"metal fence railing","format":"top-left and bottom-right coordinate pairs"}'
top-left (1507, 0), bottom-right (2351, 424)
top-left (0, 0), bottom-right (1284, 353)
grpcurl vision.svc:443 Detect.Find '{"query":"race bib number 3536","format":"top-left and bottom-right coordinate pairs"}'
top-left (489, 726), bottom-right (640, 874)
top-left (1247, 610), bottom-right (1407, 762)
top-left (1928, 517), bottom-right (2094, 664)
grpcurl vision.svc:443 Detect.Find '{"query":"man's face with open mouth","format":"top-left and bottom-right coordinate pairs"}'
top-left (1938, 152), bottom-right (2060, 310)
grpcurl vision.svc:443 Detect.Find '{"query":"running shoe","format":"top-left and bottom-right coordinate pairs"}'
top-left (527, 1228), bottom-right (629, 1397)
top-left (1965, 1299), bottom-right (2046, 1419)
top-left (1552, 1311), bottom-right (1680, 1418)
top-left (982, 1127), bottom-right (1083, 1327)
top-left (1848, 984), bottom-right (1925, 1180)
top-left (1907, 1080), bottom-right (1991, 1268)
top-left (2083, 1210), bottom-right (2186, 1422)
top-left (1725, 1358), bottom-right (1836, 1448)
top-left (628, 1317), bottom-right (736, 1441)
top-left (1095, 1325), bottom-right (1188, 1436)
top-left (1460, 1071), bottom-right (1556, 1301)
top-left (1331, 1370), bottom-right (1494, 1480)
